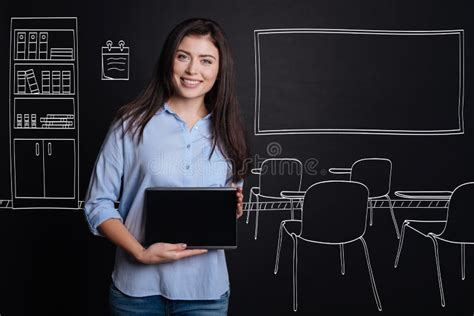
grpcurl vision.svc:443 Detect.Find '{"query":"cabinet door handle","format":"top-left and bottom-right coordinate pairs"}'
top-left (35, 142), bottom-right (40, 156)
top-left (48, 142), bottom-right (52, 156)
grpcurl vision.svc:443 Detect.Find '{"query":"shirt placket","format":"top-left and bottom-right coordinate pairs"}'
top-left (177, 122), bottom-right (190, 187)
top-left (169, 107), bottom-right (208, 187)
top-left (184, 121), bottom-right (204, 187)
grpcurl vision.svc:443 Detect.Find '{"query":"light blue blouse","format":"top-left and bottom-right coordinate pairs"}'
top-left (83, 103), bottom-right (240, 299)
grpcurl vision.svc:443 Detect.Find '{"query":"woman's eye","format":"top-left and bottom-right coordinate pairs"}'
top-left (201, 59), bottom-right (213, 65)
top-left (177, 54), bottom-right (189, 61)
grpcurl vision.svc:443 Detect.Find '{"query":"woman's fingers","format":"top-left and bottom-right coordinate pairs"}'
top-left (143, 243), bottom-right (207, 264)
top-left (235, 187), bottom-right (244, 219)
top-left (230, 185), bottom-right (245, 219)
top-left (173, 249), bottom-right (208, 260)
top-left (160, 243), bottom-right (187, 251)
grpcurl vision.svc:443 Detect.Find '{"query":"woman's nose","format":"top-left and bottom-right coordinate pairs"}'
top-left (185, 60), bottom-right (198, 74)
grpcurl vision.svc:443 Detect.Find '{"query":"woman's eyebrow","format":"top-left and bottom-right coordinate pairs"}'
top-left (176, 49), bottom-right (217, 60)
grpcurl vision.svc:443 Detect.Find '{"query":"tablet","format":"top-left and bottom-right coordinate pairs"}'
top-left (144, 187), bottom-right (237, 249)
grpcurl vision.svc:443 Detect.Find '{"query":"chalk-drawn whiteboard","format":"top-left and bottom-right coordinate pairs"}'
top-left (254, 29), bottom-right (464, 135)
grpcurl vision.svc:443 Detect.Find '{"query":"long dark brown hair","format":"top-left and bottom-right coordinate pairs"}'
top-left (113, 18), bottom-right (250, 182)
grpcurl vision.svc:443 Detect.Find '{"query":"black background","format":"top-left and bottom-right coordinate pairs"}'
top-left (1, 0), bottom-right (474, 315)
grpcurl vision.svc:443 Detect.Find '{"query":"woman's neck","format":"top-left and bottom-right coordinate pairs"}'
top-left (167, 97), bottom-right (209, 131)
top-left (167, 97), bottom-right (208, 118)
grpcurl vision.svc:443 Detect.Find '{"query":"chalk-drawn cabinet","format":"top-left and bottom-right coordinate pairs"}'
top-left (10, 18), bottom-right (79, 209)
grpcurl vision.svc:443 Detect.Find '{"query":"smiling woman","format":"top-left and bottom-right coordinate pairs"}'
top-left (83, 18), bottom-right (250, 316)
top-left (172, 35), bottom-right (220, 104)
top-left (170, 35), bottom-right (220, 128)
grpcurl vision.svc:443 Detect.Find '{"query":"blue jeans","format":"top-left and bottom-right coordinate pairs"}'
top-left (109, 282), bottom-right (229, 316)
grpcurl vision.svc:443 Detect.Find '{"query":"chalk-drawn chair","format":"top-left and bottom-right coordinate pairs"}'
top-left (331, 158), bottom-right (399, 239)
top-left (245, 158), bottom-right (303, 240)
top-left (394, 182), bottom-right (474, 307)
top-left (274, 180), bottom-right (382, 312)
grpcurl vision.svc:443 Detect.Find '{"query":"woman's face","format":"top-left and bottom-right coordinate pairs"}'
top-left (171, 35), bottom-right (220, 104)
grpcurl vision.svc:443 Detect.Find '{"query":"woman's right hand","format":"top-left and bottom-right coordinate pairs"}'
top-left (97, 219), bottom-right (207, 265)
top-left (135, 243), bottom-right (208, 265)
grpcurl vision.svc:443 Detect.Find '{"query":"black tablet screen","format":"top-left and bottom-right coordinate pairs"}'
top-left (144, 187), bottom-right (237, 249)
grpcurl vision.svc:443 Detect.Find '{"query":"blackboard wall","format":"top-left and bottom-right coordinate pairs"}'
top-left (1, 0), bottom-right (474, 315)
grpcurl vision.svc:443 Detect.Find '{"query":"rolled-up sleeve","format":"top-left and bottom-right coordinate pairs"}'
top-left (83, 121), bottom-right (125, 236)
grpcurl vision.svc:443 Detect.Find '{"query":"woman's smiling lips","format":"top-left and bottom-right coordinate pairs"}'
top-left (180, 77), bottom-right (202, 88)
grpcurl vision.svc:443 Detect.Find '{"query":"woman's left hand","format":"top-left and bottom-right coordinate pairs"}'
top-left (236, 187), bottom-right (244, 219)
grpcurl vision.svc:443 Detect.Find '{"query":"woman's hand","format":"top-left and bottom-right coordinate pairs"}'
top-left (236, 187), bottom-right (244, 219)
top-left (136, 243), bottom-right (207, 265)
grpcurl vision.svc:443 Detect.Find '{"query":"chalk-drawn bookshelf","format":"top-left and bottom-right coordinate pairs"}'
top-left (10, 17), bottom-right (79, 209)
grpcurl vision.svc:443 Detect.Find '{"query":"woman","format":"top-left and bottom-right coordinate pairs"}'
top-left (83, 18), bottom-right (250, 315)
